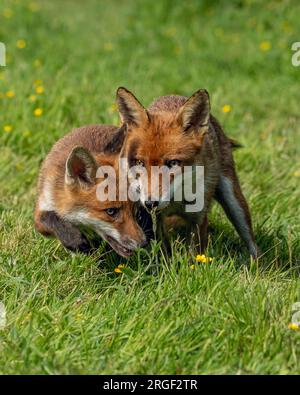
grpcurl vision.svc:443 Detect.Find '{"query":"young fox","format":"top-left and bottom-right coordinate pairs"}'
top-left (115, 87), bottom-right (260, 258)
top-left (34, 124), bottom-right (149, 258)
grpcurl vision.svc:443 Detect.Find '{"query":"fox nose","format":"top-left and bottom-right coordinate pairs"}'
top-left (145, 200), bottom-right (159, 210)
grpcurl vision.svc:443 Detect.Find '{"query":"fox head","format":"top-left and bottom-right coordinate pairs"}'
top-left (57, 146), bottom-right (147, 258)
top-left (116, 87), bottom-right (210, 211)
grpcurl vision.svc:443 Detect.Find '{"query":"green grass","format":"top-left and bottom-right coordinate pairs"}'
top-left (1, 0), bottom-right (300, 374)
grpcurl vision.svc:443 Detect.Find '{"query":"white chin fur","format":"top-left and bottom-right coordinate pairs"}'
top-left (64, 209), bottom-right (122, 243)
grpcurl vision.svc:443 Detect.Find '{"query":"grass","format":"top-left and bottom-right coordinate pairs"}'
top-left (0, 0), bottom-right (300, 374)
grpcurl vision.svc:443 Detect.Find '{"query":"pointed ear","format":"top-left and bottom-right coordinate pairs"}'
top-left (176, 89), bottom-right (210, 132)
top-left (116, 87), bottom-right (149, 127)
top-left (65, 146), bottom-right (97, 188)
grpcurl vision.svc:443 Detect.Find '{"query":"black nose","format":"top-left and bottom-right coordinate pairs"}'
top-left (145, 200), bottom-right (159, 210)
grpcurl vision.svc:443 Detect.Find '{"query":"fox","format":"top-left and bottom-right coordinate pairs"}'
top-left (34, 124), bottom-right (151, 258)
top-left (115, 87), bottom-right (260, 259)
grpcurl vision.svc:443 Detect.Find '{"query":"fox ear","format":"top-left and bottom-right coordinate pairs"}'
top-left (176, 89), bottom-right (210, 132)
top-left (116, 87), bottom-right (149, 127)
top-left (65, 146), bottom-right (97, 188)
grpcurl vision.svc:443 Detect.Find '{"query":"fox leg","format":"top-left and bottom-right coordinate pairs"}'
top-left (188, 214), bottom-right (208, 254)
top-left (215, 173), bottom-right (259, 258)
top-left (35, 210), bottom-right (93, 253)
top-left (198, 214), bottom-right (208, 253)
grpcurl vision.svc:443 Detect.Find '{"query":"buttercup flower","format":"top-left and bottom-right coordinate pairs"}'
top-left (114, 264), bottom-right (125, 273)
top-left (6, 90), bottom-right (15, 98)
top-left (35, 86), bottom-right (44, 94)
top-left (288, 322), bottom-right (299, 331)
top-left (34, 108), bottom-right (43, 117)
top-left (17, 40), bottom-right (26, 49)
top-left (260, 41), bottom-right (271, 51)
top-left (190, 264), bottom-right (196, 270)
top-left (33, 59), bottom-right (42, 68)
top-left (23, 130), bottom-right (32, 137)
top-left (293, 170), bottom-right (300, 177)
top-left (222, 104), bottom-right (231, 113)
top-left (3, 125), bottom-right (13, 133)
top-left (196, 254), bottom-right (213, 263)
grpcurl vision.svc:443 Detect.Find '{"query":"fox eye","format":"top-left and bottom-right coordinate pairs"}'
top-left (134, 159), bottom-right (145, 167)
top-left (166, 159), bottom-right (181, 168)
top-left (105, 208), bottom-right (120, 217)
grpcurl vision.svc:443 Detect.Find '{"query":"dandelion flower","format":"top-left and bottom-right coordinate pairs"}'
top-left (35, 86), bottom-right (44, 94)
top-left (222, 104), bottom-right (231, 113)
top-left (288, 322), bottom-right (299, 331)
top-left (17, 40), bottom-right (26, 49)
top-left (34, 108), bottom-right (43, 117)
top-left (260, 41), bottom-right (271, 51)
top-left (3, 125), bottom-right (13, 133)
top-left (6, 90), bottom-right (15, 98)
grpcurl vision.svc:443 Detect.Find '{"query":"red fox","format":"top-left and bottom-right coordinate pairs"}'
top-left (115, 87), bottom-right (260, 258)
top-left (34, 125), bottom-right (149, 258)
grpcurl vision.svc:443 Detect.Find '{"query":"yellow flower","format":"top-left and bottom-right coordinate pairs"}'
top-left (23, 130), bottom-right (32, 137)
top-left (288, 322), bottom-right (299, 331)
top-left (33, 59), bottom-right (42, 68)
top-left (222, 104), bottom-right (231, 113)
top-left (293, 170), bottom-right (300, 177)
top-left (104, 42), bottom-right (114, 51)
top-left (35, 86), bottom-right (44, 94)
top-left (29, 94), bottom-right (37, 102)
top-left (34, 79), bottom-right (43, 86)
top-left (260, 41), bottom-right (271, 51)
top-left (196, 254), bottom-right (213, 263)
top-left (3, 8), bottom-right (13, 18)
top-left (34, 108), bottom-right (43, 117)
top-left (6, 90), bottom-right (15, 98)
top-left (15, 163), bottom-right (24, 171)
top-left (114, 264), bottom-right (125, 273)
top-left (190, 264), bottom-right (196, 270)
top-left (107, 103), bottom-right (117, 114)
top-left (3, 125), bottom-right (13, 133)
top-left (17, 40), bottom-right (26, 49)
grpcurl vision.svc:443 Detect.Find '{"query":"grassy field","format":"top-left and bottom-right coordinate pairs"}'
top-left (0, 0), bottom-right (300, 374)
